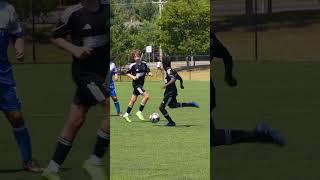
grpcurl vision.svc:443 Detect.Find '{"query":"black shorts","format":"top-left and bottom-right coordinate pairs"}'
top-left (162, 93), bottom-right (178, 107)
top-left (73, 76), bottom-right (109, 106)
top-left (133, 85), bottom-right (145, 96)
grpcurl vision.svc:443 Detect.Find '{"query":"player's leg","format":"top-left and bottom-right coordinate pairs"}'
top-left (110, 85), bottom-right (121, 115)
top-left (0, 85), bottom-right (41, 172)
top-left (170, 101), bottom-right (199, 108)
top-left (210, 77), bottom-right (284, 146)
top-left (43, 103), bottom-right (90, 177)
top-left (83, 99), bottom-right (109, 180)
top-left (111, 96), bottom-right (121, 115)
top-left (211, 109), bottom-right (285, 146)
top-left (136, 90), bottom-right (149, 121)
top-left (159, 94), bottom-right (175, 126)
top-left (213, 124), bottom-right (285, 146)
top-left (123, 94), bottom-right (137, 122)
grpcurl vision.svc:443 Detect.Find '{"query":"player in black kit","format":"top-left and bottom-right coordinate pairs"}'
top-left (123, 50), bottom-right (152, 122)
top-left (42, 1), bottom-right (109, 179)
top-left (211, 31), bottom-right (285, 147)
top-left (159, 58), bottom-right (199, 126)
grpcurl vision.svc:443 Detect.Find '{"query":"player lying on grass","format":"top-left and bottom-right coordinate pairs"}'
top-left (42, 0), bottom-right (109, 180)
top-left (159, 58), bottom-right (199, 126)
top-left (0, 1), bottom-right (41, 172)
top-left (211, 32), bottom-right (285, 146)
top-left (110, 61), bottom-right (121, 116)
top-left (122, 50), bottom-right (152, 122)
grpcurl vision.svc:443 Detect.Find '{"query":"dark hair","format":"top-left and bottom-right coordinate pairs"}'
top-left (162, 56), bottom-right (171, 69)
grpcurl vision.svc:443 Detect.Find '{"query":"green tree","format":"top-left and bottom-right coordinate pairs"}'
top-left (158, 0), bottom-right (210, 56)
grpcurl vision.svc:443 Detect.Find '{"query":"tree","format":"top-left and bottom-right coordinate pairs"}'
top-left (158, 0), bottom-right (210, 56)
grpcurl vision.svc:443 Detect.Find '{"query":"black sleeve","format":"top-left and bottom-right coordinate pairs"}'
top-left (168, 69), bottom-right (176, 80)
top-left (145, 63), bottom-right (150, 73)
top-left (126, 64), bottom-right (133, 74)
top-left (51, 12), bottom-right (74, 39)
top-left (175, 72), bottom-right (183, 82)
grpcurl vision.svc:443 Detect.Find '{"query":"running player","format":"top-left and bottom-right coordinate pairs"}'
top-left (0, 1), bottom-right (41, 172)
top-left (122, 50), bottom-right (152, 122)
top-left (110, 61), bottom-right (121, 116)
top-left (211, 32), bottom-right (285, 146)
top-left (159, 58), bottom-right (199, 126)
top-left (42, 1), bottom-right (109, 180)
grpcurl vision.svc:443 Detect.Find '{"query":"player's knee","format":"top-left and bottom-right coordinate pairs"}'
top-left (70, 117), bottom-right (85, 130)
top-left (144, 92), bottom-right (150, 100)
top-left (7, 112), bottom-right (24, 128)
top-left (129, 99), bottom-right (136, 105)
top-left (159, 104), bottom-right (165, 113)
top-left (71, 120), bottom-right (84, 130)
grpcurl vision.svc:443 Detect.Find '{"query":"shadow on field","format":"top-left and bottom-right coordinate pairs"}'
top-left (0, 168), bottom-right (24, 173)
top-left (0, 167), bottom-right (71, 173)
top-left (153, 124), bottom-right (198, 128)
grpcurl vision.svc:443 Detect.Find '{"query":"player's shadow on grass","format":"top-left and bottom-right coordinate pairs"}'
top-left (0, 167), bottom-right (72, 174)
top-left (153, 124), bottom-right (198, 128)
top-left (110, 114), bottom-right (120, 117)
top-left (0, 168), bottom-right (24, 174)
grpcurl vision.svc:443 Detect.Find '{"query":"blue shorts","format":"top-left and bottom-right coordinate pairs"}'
top-left (110, 85), bottom-right (117, 97)
top-left (0, 84), bottom-right (21, 111)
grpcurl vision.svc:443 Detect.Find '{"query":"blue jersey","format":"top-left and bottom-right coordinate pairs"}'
top-left (110, 62), bottom-right (117, 87)
top-left (0, 2), bottom-right (23, 85)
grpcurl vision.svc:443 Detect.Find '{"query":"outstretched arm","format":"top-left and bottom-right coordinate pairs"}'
top-left (175, 73), bottom-right (184, 89)
top-left (212, 33), bottom-right (237, 87)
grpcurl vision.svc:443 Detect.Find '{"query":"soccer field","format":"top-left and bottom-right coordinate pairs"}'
top-left (213, 61), bottom-right (320, 180)
top-left (0, 64), bottom-right (106, 180)
top-left (110, 80), bottom-right (210, 180)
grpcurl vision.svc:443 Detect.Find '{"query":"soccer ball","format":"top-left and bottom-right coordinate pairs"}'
top-left (149, 113), bottom-right (160, 123)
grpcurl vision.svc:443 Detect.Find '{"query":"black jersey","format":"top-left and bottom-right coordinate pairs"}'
top-left (52, 3), bottom-right (109, 82)
top-left (164, 68), bottom-right (178, 95)
top-left (126, 61), bottom-right (150, 87)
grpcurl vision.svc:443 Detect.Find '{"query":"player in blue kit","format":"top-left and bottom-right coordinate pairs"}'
top-left (211, 31), bottom-right (285, 147)
top-left (0, 1), bottom-right (41, 172)
top-left (110, 61), bottom-right (121, 116)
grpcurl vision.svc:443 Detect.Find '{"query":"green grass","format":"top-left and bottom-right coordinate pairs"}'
top-left (110, 81), bottom-right (210, 180)
top-left (0, 64), bottom-right (105, 180)
top-left (213, 61), bottom-right (320, 180)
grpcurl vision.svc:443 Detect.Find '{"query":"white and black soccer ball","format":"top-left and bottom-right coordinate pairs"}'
top-left (149, 113), bottom-right (160, 123)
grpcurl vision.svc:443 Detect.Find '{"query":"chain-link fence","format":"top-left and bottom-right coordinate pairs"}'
top-left (213, 0), bottom-right (320, 62)
top-left (8, 1), bottom-right (78, 64)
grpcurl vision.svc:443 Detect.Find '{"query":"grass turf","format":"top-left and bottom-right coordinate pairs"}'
top-left (110, 81), bottom-right (210, 180)
top-left (212, 61), bottom-right (320, 180)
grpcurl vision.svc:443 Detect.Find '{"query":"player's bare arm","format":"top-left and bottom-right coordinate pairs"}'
top-left (12, 37), bottom-right (24, 61)
top-left (162, 77), bottom-right (176, 89)
top-left (126, 73), bottom-right (138, 80)
top-left (51, 38), bottom-right (93, 60)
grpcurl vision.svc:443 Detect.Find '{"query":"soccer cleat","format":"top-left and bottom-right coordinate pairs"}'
top-left (136, 111), bottom-right (145, 121)
top-left (83, 160), bottom-right (106, 180)
top-left (23, 159), bottom-right (42, 172)
top-left (122, 113), bottom-right (132, 122)
top-left (255, 122), bottom-right (285, 146)
top-left (42, 168), bottom-right (61, 180)
top-left (166, 121), bottom-right (176, 127)
top-left (190, 101), bottom-right (200, 108)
